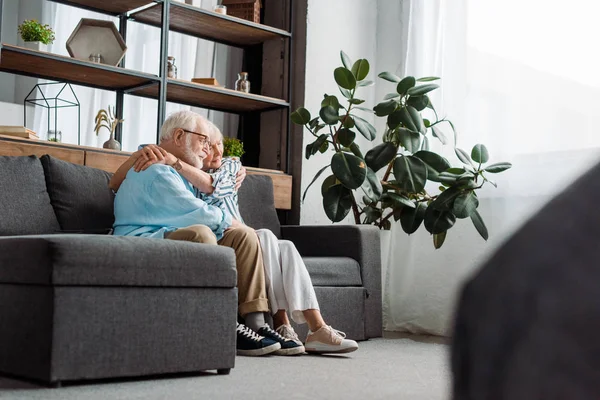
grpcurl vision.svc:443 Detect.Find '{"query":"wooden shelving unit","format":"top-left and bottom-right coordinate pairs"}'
top-left (0, 44), bottom-right (159, 92)
top-left (130, 2), bottom-right (290, 47)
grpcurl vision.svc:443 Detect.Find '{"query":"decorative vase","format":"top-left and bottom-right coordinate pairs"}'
top-left (23, 41), bottom-right (46, 52)
top-left (103, 131), bottom-right (120, 150)
top-left (167, 56), bottom-right (178, 78)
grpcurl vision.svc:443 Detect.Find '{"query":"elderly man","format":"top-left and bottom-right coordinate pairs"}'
top-left (112, 110), bottom-right (283, 356)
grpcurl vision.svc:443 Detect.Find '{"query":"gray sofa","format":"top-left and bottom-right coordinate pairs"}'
top-left (0, 154), bottom-right (381, 386)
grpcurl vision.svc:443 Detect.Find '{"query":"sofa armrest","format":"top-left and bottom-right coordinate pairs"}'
top-left (280, 225), bottom-right (382, 338)
top-left (0, 234), bottom-right (237, 288)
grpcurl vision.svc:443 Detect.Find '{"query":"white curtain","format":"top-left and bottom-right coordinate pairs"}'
top-left (35, 1), bottom-right (241, 150)
top-left (381, 0), bottom-right (600, 335)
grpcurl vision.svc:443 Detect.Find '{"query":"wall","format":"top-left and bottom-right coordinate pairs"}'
top-left (0, 0), bottom-right (18, 103)
top-left (300, 0), bottom-right (379, 224)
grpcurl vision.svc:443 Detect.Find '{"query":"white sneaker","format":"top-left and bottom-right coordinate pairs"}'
top-left (304, 325), bottom-right (359, 354)
top-left (275, 324), bottom-right (304, 346)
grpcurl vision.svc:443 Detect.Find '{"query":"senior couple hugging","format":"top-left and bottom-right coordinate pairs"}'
top-left (110, 110), bottom-right (358, 357)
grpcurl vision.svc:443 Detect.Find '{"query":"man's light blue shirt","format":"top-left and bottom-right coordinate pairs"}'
top-left (113, 164), bottom-right (232, 240)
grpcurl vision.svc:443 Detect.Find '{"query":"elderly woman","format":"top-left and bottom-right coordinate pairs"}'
top-left (110, 118), bottom-right (357, 355)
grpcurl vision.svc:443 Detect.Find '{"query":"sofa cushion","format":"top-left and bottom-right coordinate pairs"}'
top-left (303, 257), bottom-right (363, 286)
top-left (238, 175), bottom-right (281, 237)
top-left (41, 155), bottom-right (114, 233)
top-left (0, 156), bottom-right (60, 236)
top-left (0, 235), bottom-right (237, 288)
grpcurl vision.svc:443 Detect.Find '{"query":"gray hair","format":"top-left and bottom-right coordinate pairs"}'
top-left (159, 110), bottom-right (210, 142)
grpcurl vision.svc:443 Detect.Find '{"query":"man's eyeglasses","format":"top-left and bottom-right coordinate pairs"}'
top-left (182, 129), bottom-right (211, 147)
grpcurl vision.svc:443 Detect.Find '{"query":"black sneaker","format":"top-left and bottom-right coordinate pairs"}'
top-left (236, 323), bottom-right (281, 356)
top-left (257, 325), bottom-right (306, 356)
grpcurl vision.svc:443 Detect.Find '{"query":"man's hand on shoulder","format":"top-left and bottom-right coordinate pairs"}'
top-left (134, 145), bottom-right (178, 172)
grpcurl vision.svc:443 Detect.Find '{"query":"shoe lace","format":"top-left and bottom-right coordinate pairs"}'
top-left (237, 323), bottom-right (264, 341)
top-left (262, 325), bottom-right (287, 342)
top-left (276, 324), bottom-right (300, 342)
top-left (326, 325), bottom-right (347, 340)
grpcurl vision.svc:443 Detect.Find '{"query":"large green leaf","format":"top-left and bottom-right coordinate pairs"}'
top-left (348, 98), bottom-right (365, 105)
top-left (365, 142), bottom-right (397, 172)
top-left (334, 67), bottom-right (356, 90)
top-left (353, 115), bottom-right (377, 141)
top-left (361, 167), bottom-right (383, 201)
top-left (339, 87), bottom-right (352, 99)
top-left (400, 202), bottom-right (427, 234)
top-left (363, 205), bottom-right (382, 224)
top-left (397, 128), bottom-right (421, 154)
top-left (430, 186), bottom-right (462, 211)
top-left (320, 105), bottom-right (339, 125)
top-left (337, 128), bottom-right (356, 147)
top-left (323, 184), bottom-right (353, 222)
top-left (321, 174), bottom-right (338, 196)
top-left (321, 95), bottom-right (341, 109)
top-left (342, 115), bottom-right (355, 129)
top-left (349, 142), bottom-right (363, 158)
top-left (331, 152), bottom-right (367, 189)
top-left (302, 164), bottom-right (330, 202)
top-left (407, 84), bottom-right (439, 96)
top-left (407, 95), bottom-right (429, 111)
top-left (417, 76), bottom-right (440, 82)
top-left (431, 126), bottom-right (448, 145)
top-left (413, 150), bottom-right (451, 182)
top-left (358, 80), bottom-right (374, 87)
top-left (384, 92), bottom-right (400, 100)
top-left (305, 134), bottom-right (329, 159)
top-left (471, 144), bottom-right (489, 163)
top-left (387, 110), bottom-right (403, 130)
top-left (455, 147), bottom-right (473, 166)
top-left (433, 231), bottom-right (447, 249)
top-left (396, 76), bottom-right (416, 95)
top-left (471, 209), bottom-right (489, 240)
top-left (378, 71), bottom-right (401, 83)
top-left (484, 162), bottom-right (512, 173)
top-left (374, 99), bottom-right (398, 116)
top-left (380, 192), bottom-right (415, 209)
top-left (291, 107), bottom-right (311, 125)
top-left (351, 59), bottom-right (370, 81)
top-left (398, 106), bottom-right (425, 134)
top-left (424, 207), bottom-right (456, 234)
top-left (393, 155), bottom-right (428, 192)
top-left (340, 50), bottom-right (353, 70)
top-left (453, 191), bottom-right (479, 219)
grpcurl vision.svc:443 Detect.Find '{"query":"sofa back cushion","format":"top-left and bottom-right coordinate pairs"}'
top-left (41, 155), bottom-right (114, 233)
top-left (0, 155), bottom-right (61, 236)
top-left (238, 175), bottom-right (281, 237)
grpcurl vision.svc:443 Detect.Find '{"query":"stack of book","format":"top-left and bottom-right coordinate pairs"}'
top-left (0, 126), bottom-right (39, 140)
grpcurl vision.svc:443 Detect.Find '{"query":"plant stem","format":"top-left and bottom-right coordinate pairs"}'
top-left (382, 158), bottom-right (395, 182)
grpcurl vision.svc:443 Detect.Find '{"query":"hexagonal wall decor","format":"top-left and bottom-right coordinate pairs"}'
top-left (66, 19), bottom-right (127, 66)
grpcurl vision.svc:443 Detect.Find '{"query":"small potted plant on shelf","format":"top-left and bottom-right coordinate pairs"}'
top-left (95, 106), bottom-right (123, 150)
top-left (18, 19), bottom-right (55, 51)
top-left (223, 137), bottom-right (245, 159)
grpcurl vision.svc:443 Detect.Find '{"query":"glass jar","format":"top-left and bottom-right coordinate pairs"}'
top-left (214, 5), bottom-right (227, 15)
top-left (47, 130), bottom-right (62, 143)
top-left (167, 56), bottom-right (178, 79)
top-left (235, 72), bottom-right (250, 93)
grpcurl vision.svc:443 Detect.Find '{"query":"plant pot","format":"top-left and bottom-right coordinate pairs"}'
top-left (23, 41), bottom-right (47, 52)
top-left (103, 132), bottom-right (120, 150)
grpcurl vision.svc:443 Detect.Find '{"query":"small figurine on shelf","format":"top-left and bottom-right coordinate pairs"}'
top-left (235, 72), bottom-right (251, 93)
top-left (18, 19), bottom-right (55, 51)
top-left (94, 105), bottom-right (124, 150)
top-left (214, 5), bottom-right (227, 15)
top-left (167, 56), bottom-right (178, 79)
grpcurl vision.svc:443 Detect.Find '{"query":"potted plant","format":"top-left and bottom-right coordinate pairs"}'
top-left (94, 106), bottom-right (123, 150)
top-left (18, 19), bottom-right (55, 51)
top-left (223, 137), bottom-right (245, 159)
top-left (291, 51), bottom-right (512, 248)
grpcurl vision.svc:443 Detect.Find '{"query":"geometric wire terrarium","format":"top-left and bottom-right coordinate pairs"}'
top-left (24, 82), bottom-right (81, 144)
